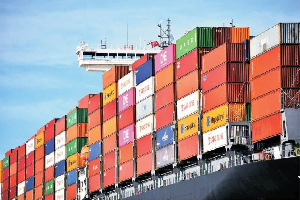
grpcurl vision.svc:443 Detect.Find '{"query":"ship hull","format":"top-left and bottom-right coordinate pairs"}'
top-left (126, 157), bottom-right (300, 200)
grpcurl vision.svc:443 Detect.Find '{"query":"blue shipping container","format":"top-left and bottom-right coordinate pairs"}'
top-left (55, 160), bottom-right (66, 177)
top-left (89, 142), bottom-right (101, 161)
top-left (45, 138), bottom-right (55, 155)
top-left (242, 40), bottom-right (250, 62)
top-left (136, 95), bottom-right (154, 121)
top-left (67, 169), bottom-right (77, 186)
top-left (156, 125), bottom-right (174, 149)
top-left (135, 59), bottom-right (154, 85)
top-left (26, 176), bottom-right (35, 192)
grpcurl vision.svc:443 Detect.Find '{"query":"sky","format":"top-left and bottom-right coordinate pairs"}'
top-left (0, 0), bottom-right (299, 160)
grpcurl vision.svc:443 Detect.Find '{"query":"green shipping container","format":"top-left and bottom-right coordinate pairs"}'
top-left (66, 108), bottom-right (88, 129)
top-left (176, 27), bottom-right (214, 59)
top-left (67, 138), bottom-right (88, 157)
top-left (246, 103), bottom-right (251, 122)
top-left (3, 155), bottom-right (10, 169)
top-left (45, 180), bottom-right (54, 196)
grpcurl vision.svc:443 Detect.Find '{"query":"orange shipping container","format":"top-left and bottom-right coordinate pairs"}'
top-left (17, 144), bottom-right (26, 160)
top-left (178, 134), bottom-right (198, 161)
top-left (88, 108), bottom-right (102, 131)
top-left (103, 65), bottom-right (129, 90)
top-left (119, 160), bottom-right (133, 182)
top-left (136, 152), bottom-right (152, 176)
top-left (88, 125), bottom-right (102, 145)
top-left (103, 167), bottom-right (116, 188)
top-left (35, 145), bottom-right (45, 161)
top-left (103, 151), bottom-right (115, 171)
top-left (18, 195), bottom-right (24, 200)
top-left (10, 162), bottom-right (17, 175)
top-left (35, 158), bottom-right (44, 175)
top-left (67, 183), bottom-right (77, 200)
top-left (252, 113), bottom-right (282, 143)
top-left (155, 64), bottom-right (175, 92)
top-left (231, 27), bottom-right (250, 43)
top-left (10, 174), bottom-right (17, 187)
top-left (66, 123), bottom-right (88, 143)
top-left (67, 153), bottom-right (84, 172)
top-left (119, 143), bottom-right (133, 164)
top-left (103, 133), bottom-right (117, 155)
top-left (35, 184), bottom-right (43, 200)
top-left (103, 116), bottom-right (118, 138)
top-left (176, 70), bottom-right (200, 100)
top-left (35, 172), bottom-right (44, 187)
top-left (26, 190), bottom-right (34, 200)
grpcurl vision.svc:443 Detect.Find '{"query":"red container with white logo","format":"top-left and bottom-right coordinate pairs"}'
top-left (88, 158), bottom-right (100, 177)
top-left (88, 93), bottom-right (103, 114)
top-left (103, 99), bottom-right (117, 122)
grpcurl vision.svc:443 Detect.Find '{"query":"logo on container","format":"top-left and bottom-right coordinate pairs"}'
top-left (160, 51), bottom-right (167, 65)
top-left (36, 138), bottom-right (42, 144)
top-left (206, 116), bottom-right (210, 127)
top-left (142, 105), bottom-right (147, 111)
top-left (123, 129), bottom-right (129, 140)
top-left (177, 62), bottom-right (180, 69)
top-left (181, 100), bottom-right (195, 112)
top-left (139, 85), bottom-right (150, 96)
top-left (140, 122), bottom-right (151, 132)
top-left (121, 79), bottom-right (131, 89)
top-left (123, 94), bottom-right (129, 106)
top-left (162, 131), bottom-right (168, 141)
top-left (184, 122), bottom-right (196, 132)
top-left (211, 113), bottom-right (224, 124)
top-left (181, 124), bottom-right (184, 134)
top-left (163, 150), bottom-right (169, 161)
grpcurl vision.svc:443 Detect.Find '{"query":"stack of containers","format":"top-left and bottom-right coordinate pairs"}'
top-left (102, 66), bottom-right (129, 188)
top-left (118, 71), bottom-right (136, 183)
top-left (26, 135), bottom-right (35, 200)
top-left (66, 107), bottom-right (88, 200)
top-left (87, 93), bottom-right (103, 193)
top-left (250, 23), bottom-right (300, 143)
top-left (34, 127), bottom-right (46, 200)
top-left (55, 116), bottom-right (67, 200)
top-left (2, 155), bottom-right (10, 200)
top-left (201, 42), bottom-right (249, 153)
top-left (17, 144), bottom-right (26, 200)
top-left (132, 54), bottom-right (156, 71)
top-left (154, 44), bottom-right (176, 169)
top-left (135, 57), bottom-right (156, 177)
top-left (9, 148), bottom-right (18, 199)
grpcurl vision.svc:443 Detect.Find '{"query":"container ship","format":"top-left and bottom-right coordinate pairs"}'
top-left (1, 22), bottom-right (300, 200)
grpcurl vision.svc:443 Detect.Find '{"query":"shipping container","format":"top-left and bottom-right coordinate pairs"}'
top-left (178, 134), bottom-right (199, 161)
top-left (45, 165), bottom-right (54, 182)
top-left (118, 88), bottom-right (136, 113)
top-left (136, 114), bottom-right (155, 139)
top-left (103, 65), bottom-right (129, 89)
top-left (45, 180), bottom-right (54, 196)
top-left (35, 171), bottom-right (44, 187)
top-left (17, 181), bottom-right (25, 196)
top-left (66, 108), bottom-right (88, 129)
top-left (102, 116), bottom-right (118, 138)
top-left (78, 94), bottom-right (96, 109)
top-left (35, 131), bottom-right (45, 149)
top-left (89, 141), bottom-right (101, 161)
top-left (67, 138), bottom-right (88, 158)
top-left (45, 138), bottom-right (55, 155)
top-left (88, 158), bottom-right (100, 177)
top-left (177, 90), bottom-right (201, 120)
top-left (119, 124), bottom-right (135, 147)
top-left (242, 40), bottom-right (250, 62)
top-left (26, 163), bottom-right (34, 179)
top-left (281, 66), bottom-right (300, 88)
top-left (18, 168), bottom-right (25, 183)
top-left (89, 173), bottom-right (101, 192)
top-left (55, 146), bottom-right (66, 164)
top-left (103, 167), bottom-right (116, 188)
top-left (66, 123), bottom-right (88, 143)
top-left (156, 125), bottom-right (175, 149)
top-left (35, 157), bottom-right (44, 174)
top-left (17, 144), bottom-right (26, 160)
top-left (119, 160), bottom-right (134, 182)
top-left (2, 190), bottom-right (8, 200)
top-left (103, 82), bottom-right (118, 106)
top-left (155, 63), bottom-right (175, 92)
top-left (2, 167), bottom-right (9, 180)
top-left (202, 43), bottom-right (245, 74)
top-left (2, 178), bottom-right (8, 191)
top-left (67, 183), bottom-right (77, 200)
top-left (136, 95), bottom-right (154, 121)
top-left (55, 160), bottom-right (66, 178)
top-left (231, 27), bottom-right (250, 43)
top-left (176, 70), bottom-right (200, 100)
top-left (103, 99), bottom-right (117, 122)
top-left (156, 144), bottom-right (175, 169)
top-left (136, 134), bottom-right (152, 158)
top-left (10, 148), bottom-right (18, 164)
top-left (66, 153), bottom-right (84, 172)
top-left (45, 193), bottom-right (54, 200)
top-left (55, 174), bottom-right (65, 191)
top-left (155, 102), bottom-right (175, 131)
top-left (119, 106), bottom-right (135, 131)
top-left (55, 116), bottom-right (66, 136)
top-left (136, 76), bottom-right (155, 103)
top-left (88, 125), bottom-right (102, 145)
top-left (35, 145), bottom-right (44, 161)
top-left (35, 184), bottom-right (43, 200)
top-left (26, 190), bottom-right (34, 200)
top-left (135, 60), bottom-right (155, 86)
top-left (132, 53), bottom-right (155, 71)
top-left (214, 27), bottom-right (231, 48)
top-left (136, 152), bottom-right (152, 176)
top-left (88, 108), bottom-right (102, 130)
top-left (103, 133), bottom-right (117, 155)
top-left (9, 185), bottom-right (17, 199)
top-left (55, 190), bottom-right (65, 200)
top-left (177, 112), bottom-right (199, 141)
top-left (103, 151), bottom-right (115, 170)
top-left (119, 143), bottom-right (133, 164)
top-left (155, 84), bottom-right (175, 111)
top-left (55, 131), bottom-right (66, 149)
top-left (9, 174), bottom-right (17, 187)
top-left (3, 156), bottom-right (10, 169)
top-left (118, 71), bottom-right (135, 96)
top-left (9, 162), bottom-right (17, 175)
top-left (175, 48), bottom-right (200, 80)
top-left (25, 176), bottom-right (34, 192)
top-left (26, 137), bottom-right (35, 155)
top-left (67, 169), bottom-right (77, 186)
top-left (155, 44), bottom-right (176, 73)
top-left (45, 118), bottom-right (57, 143)
top-left (88, 93), bottom-right (103, 114)
top-left (203, 125), bottom-right (228, 153)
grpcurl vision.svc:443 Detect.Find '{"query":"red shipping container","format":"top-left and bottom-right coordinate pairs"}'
top-left (35, 172), bottom-right (44, 187)
top-left (66, 123), bottom-right (88, 143)
top-left (88, 93), bottom-right (103, 114)
top-left (3, 167), bottom-right (9, 180)
top-left (252, 113), bottom-right (282, 143)
top-left (35, 158), bottom-right (44, 175)
top-left (18, 195), bottom-right (25, 200)
top-left (155, 84), bottom-right (175, 111)
top-left (9, 186), bottom-right (17, 199)
top-left (37, 125), bottom-right (46, 136)
top-left (26, 190), bottom-right (34, 200)
top-left (35, 145), bottom-right (45, 161)
top-left (17, 144), bottom-right (26, 160)
top-left (103, 133), bottom-right (117, 155)
top-left (88, 158), bottom-right (100, 177)
top-left (78, 94), bottom-right (96, 109)
top-left (88, 125), bottom-right (102, 145)
top-left (176, 48), bottom-right (199, 80)
top-left (45, 166), bottom-right (54, 183)
top-left (3, 178), bottom-right (9, 191)
top-left (88, 108), bottom-right (102, 130)
top-left (176, 70), bottom-right (200, 100)
top-left (132, 54), bottom-right (155, 71)
top-left (26, 151), bottom-right (35, 166)
top-left (103, 167), bottom-right (116, 188)
top-left (67, 184), bottom-right (77, 200)
top-left (18, 168), bottom-right (25, 183)
top-left (26, 163), bottom-right (34, 179)
top-left (103, 151), bottom-right (115, 171)
top-left (45, 118), bottom-right (57, 143)
top-left (202, 43), bottom-right (245, 74)
top-left (10, 148), bottom-right (18, 164)
top-left (119, 143), bottom-right (133, 164)
top-left (103, 99), bottom-right (117, 122)
top-left (10, 162), bottom-right (17, 175)
top-left (136, 134), bottom-right (152, 158)
top-left (2, 190), bottom-right (9, 200)
top-left (136, 152), bottom-right (152, 176)
top-left (155, 63), bottom-right (175, 92)
top-left (55, 116), bottom-right (66, 136)
top-left (9, 174), bottom-right (17, 188)
top-left (214, 27), bottom-right (232, 48)
top-left (178, 134), bottom-right (198, 161)
top-left (103, 65), bottom-right (130, 89)
top-left (35, 184), bottom-right (43, 200)
top-left (45, 193), bottom-right (54, 200)
top-left (5, 149), bottom-right (13, 157)
top-left (155, 103), bottom-right (175, 130)
top-left (89, 173), bottom-right (101, 192)
top-left (119, 106), bottom-right (135, 130)
top-left (18, 156), bottom-right (25, 171)
top-left (119, 160), bottom-right (133, 182)
top-left (281, 67), bottom-right (300, 88)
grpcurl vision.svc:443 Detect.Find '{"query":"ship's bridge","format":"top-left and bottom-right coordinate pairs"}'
top-left (76, 42), bottom-right (160, 72)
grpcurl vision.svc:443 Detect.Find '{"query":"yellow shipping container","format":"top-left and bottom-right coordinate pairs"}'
top-left (103, 82), bottom-right (118, 106)
top-left (177, 113), bottom-right (199, 141)
top-left (202, 103), bottom-right (246, 133)
top-left (0, 160), bottom-right (2, 183)
top-left (67, 153), bottom-right (84, 172)
top-left (35, 131), bottom-right (45, 148)
top-left (102, 116), bottom-right (118, 138)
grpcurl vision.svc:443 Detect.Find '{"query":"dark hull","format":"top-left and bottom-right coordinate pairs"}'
top-left (126, 157), bottom-right (300, 200)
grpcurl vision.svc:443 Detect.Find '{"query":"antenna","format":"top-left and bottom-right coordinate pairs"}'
top-left (157, 18), bottom-right (172, 50)
top-left (230, 19), bottom-right (235, 27)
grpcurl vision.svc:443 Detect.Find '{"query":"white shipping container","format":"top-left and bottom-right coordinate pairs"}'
top-left (135, 77), bottom-right (155, 103)
top-left (26, 137), bottom-right (35, 155)
top-left (17, 181), bottom-right (25, 196)
top-left (203, 125), bottom-right (228, 153)
top-left (136, 95), bottom-right (154, 121)
top-left (177, 91), bottom-right (201, 120)
top-left (55, 146), bottom-right (66, 164)
top-left (55, 175), bottom-right (65, 191)
top-left (55, 189), bottom-right (65, 200)
top-left (118, 71), bottom-right (135, 96)
top-left (55, 131), bottom-right (66, 149)
top-left (45, 152), bottom-right (55, 169)
top-left (136, 114), bottom-right (155, 139)
top-left (156, 144), bottom-right (175, 169)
